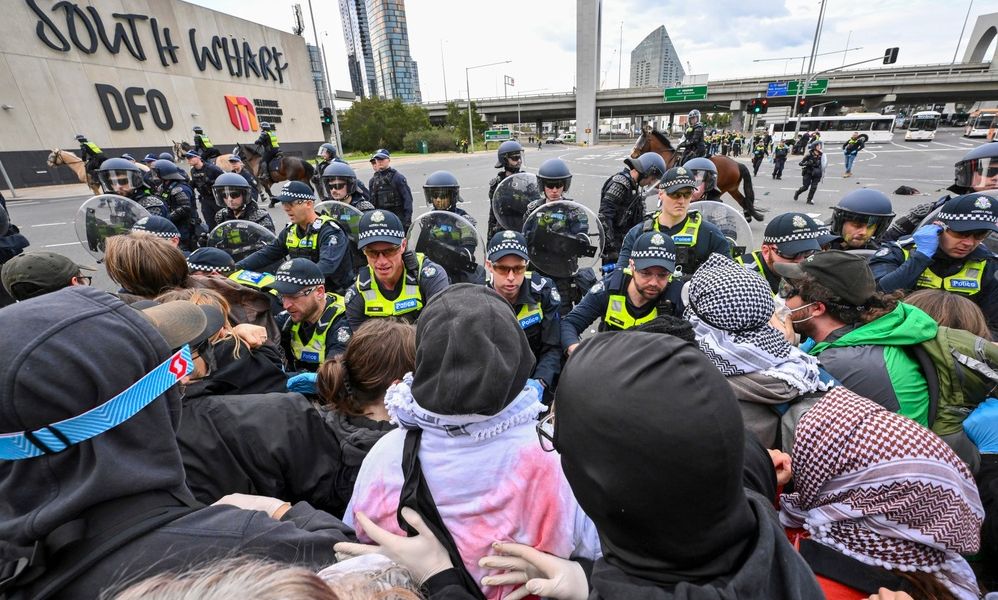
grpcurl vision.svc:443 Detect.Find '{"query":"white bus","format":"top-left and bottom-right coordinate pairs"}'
top-left (905, 110), bottom-right (941, 141)
top-left (768, 113), bottom-right (896, 144)
top-left (965, 109), bottom-right (998, 139)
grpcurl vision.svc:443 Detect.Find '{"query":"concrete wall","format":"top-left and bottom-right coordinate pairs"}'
top-left (0, 0), bottom-right (325, 187)
top-left (575, 0), bottom-right (600, 147)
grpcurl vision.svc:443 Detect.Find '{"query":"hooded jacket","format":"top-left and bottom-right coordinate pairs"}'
top-left (809, 303), bottom-right (938, 425)
top-left (0, 288), bottom-right (352, 599)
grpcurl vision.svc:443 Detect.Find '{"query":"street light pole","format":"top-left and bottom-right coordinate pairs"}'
top-left (307, 0), bottom-right (341, 150)
top-left (465, 60), bottom-right (511, 154)
top-left (795, 0), bottom-right (829, 138)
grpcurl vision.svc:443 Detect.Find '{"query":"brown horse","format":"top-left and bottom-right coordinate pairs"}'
top-left (235, 143), bottom-right (314, 201)
top-left (631, 127), bottom-right (764, 221)
top-left (174, 140), bottom-right (235, 172)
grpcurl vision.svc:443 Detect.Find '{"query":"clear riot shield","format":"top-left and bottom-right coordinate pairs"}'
top-left (74, 194), bottom-right (151, 260)
top-left (918, 205), bottom-right (998, 255)
top-left (314, 200), bottom-right (365, 244)
top-left (208, 220), bottom-right (278, 263)
top-left (492, 172), bottom-right (542, 231)
top-left (522, 200), bottom-right (604, 279)
top-left (407, 210), bottom-right (485, 283)
top-left (691, 200), bottom-right (755, 256)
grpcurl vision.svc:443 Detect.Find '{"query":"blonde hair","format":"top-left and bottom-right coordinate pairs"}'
top-left (156, 287), bottom-right (243, 359)
top-left (105, 233), bottom-right (189, 298)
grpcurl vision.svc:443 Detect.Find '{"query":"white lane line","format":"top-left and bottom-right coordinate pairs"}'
top-left (31, 222), bottom-right (67, 227)
top-left (44, 242), bottom-right (78, 248)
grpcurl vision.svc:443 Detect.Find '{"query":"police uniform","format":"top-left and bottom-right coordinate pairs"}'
top-left (368, 150), bottom-right (413, 228)
top-left (735, 212), bottom-right (823, 295)
top-left (194, 131), bottom-right (221, 161)
top-left (597, 168), bottom-right (642, 263)
top-left (751, 142), bottom-right (768, 176)
top-left (254, 126), bottom-right (280, 175)
top-left (487, 170), bottom-right (518, 240)
top-left (616, 211), bottom-right (731, 280)
top-left (190, 157), bottom-right (225, 226)
top-left (772, 143), bottom-right (789, 179)
top-left (523, 197), bottom-right (595, 316)
top-left (159, 179), bottom-right (198, 251)
top-left (130, 186), bottom-right (168, 218)
top-left (213, 200), bottom-right (275, 233)
top-left (420, 207), bottom-right (484, 285)
top-left (680, 123), bottom-right (706, 164)
top-left (78, 138), bottom-right (106, 173)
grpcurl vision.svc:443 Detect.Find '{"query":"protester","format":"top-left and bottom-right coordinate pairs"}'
top-left (1, 251), bottom-right (94, 301)
top-left (105, 232), bottom-right (191, 299)
top-left (903, 289), bottom-right (991, 339)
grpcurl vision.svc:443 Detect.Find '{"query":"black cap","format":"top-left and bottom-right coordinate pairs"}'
top-left (267, 258), bottom-right (324, 294)
top-left (276, 181), bottom-right (315, 203)
top-left (936, 193), bottom-right (998, 233)
top-left (763, 212), bottom-right (822, 256)
top-left (772, 250), bottom-right (876, 307)
top-left (357, 209), bottom-right (405, 248)
top-left (1, 252), bottom-right (95, 301)
top-left (629, 231), bottom-right (677, 272)
top-left (186, 248), bottom-right (236, 274)
top-left (656, 166), bottom-right (697, 194)
top-left (487, 230), bottom-right (530, 262)
top-left (370, 148), bottom-right (390, 161)
top-left (132, 216), bottom-right (180, 239)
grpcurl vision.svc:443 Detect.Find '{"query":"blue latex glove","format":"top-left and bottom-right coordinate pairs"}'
top-left (912, 223), bottom-right (942, 258)
top-left (525, 378), bottom-right (545, 399)
top-left (287, 372), bottom-right (318, 394)
top-left (964, 398), bottom-right (998, 453)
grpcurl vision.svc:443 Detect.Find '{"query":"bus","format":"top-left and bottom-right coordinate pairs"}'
top-left (768, 113), bottom-right (896, 144)
top-left (904, 110), bottom-right (941, 141)
top-left (965, 109), bottom-right (998, 139)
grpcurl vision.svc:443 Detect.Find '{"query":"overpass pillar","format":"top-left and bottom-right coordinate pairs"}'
top-left (730, 110), bottom-right (745, 133)
top-left (576, 0), bottom-right (601, 146)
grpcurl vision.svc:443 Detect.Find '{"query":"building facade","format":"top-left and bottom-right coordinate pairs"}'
top-left (629, 26), bottom-right (685, 88)
top-left (0, 0), bottom-right (324, 187)
top-left (307, 44), bottom-right (332, 109)
top-left (366, 0), bottom-right (421, 103)
top-left (338, 0), bottom-right (377, 98)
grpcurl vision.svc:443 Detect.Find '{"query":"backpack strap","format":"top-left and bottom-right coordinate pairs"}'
top-left (908, 344), bottom-right (941, 427)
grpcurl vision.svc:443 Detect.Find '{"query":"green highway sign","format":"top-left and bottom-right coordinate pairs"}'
top-left (787, 79), bottom-right (829, 96)
top-left (484, 129), bottom-right (512, 142)
top-left (664, 85), bottom-right (708, 102)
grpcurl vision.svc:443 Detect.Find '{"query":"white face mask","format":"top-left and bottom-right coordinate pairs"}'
top-left (790, 302), bottom-right (818, 324)
top-left (773, 295), bottom-right (792, 323)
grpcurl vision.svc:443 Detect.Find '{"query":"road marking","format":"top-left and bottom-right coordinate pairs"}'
top-left (44, 242), bottom-right (78, 248)
top-left (31, 222), bottom-right (67, 227)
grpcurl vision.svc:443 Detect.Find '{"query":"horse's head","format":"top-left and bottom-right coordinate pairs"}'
top-left (631, 131), bottom-right (648, 159)
top-left (47, 149), bottom-right (60, 166)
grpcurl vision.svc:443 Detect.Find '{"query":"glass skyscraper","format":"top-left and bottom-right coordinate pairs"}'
top-left (338, 0), bottom-right (377, 98)
top-left (366, 0), bottom-right (421, 103)
top-left (629, 26), bottom-right (685, 88)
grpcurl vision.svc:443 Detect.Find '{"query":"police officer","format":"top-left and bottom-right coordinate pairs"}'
top-left (487, 140), bottom-right (524, 239)
top-left (192, 126), bottom-right (221, 162)
top-left (532, 158), bottom-right (573, 206)
top-left (187, 247), bottom-right (280, 306)
top-left (236, 181), bottom-right (354, 294)
top-left (227, 156), bottom-right (260, 202)
top-left (883, 144), bottom-right (998, 242)
top-left (254, 122), bottom-right (280, 179)
top-left (616, 166), bottom-right (731, 280)
top-left (344, 209), bottom-right (449, 330)
top-left (419, 171), bottom-right (484, 284)
top-left (75, 135), bottom-right (106, 181)
top-left (598, 152), bottom-right (667, 265)
top-left (562, 231), bottom-right (683, 354)
top-left (735, 212), bottom-right (823, 294)
top-left (368, 149), bottom-right (414, 229)
top-left (485, 230), bottom-right (562, 396)
top-left (187, 151), bottom-right (225, 226)
top-left (150, 159), bottom-right (199, 251)
top-left (772, 140), bottom-right (789, 180)
top-left (680, 110), bottom-right (706, 164)
top-left (751, 138), bottom-right (768, 176)
top-left (97, 158), bottom-right (167, 218)
top-left (321, 162), bottom-right (374, 210)
top-left (212, 172), bottom-right (275, 232)
top-left (870, 193), bottom-right (998, 336)
top-left (793, 144), bottom-right (824, 205)
top-left (132, 215), bottom-right (181, 248)
top-left (684, 157), bottom-right (720, 202)
top-left (828, 189), bottom-right (895, 251)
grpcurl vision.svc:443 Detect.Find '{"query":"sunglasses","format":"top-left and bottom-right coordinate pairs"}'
top-left (492, 264), bottom-right (527, 276)
top-left (659, 188), bottom-right (693, 199)
top-left (221, 191), bottom-right (244, 199)
top-left (941, 225), bottom-right (991, 241)
top-left (775, 249), bottom-right (817, 261)
top-left (506, 153), bottom-right (522, 161)
top-left (327, 182), bottom-right (348, 190)
top-left (363, 245), bottom-right (403, 259)
top-left (543, 181), bottom-right (565, 190)
top-left (281, 286), bottom-right (317, 300)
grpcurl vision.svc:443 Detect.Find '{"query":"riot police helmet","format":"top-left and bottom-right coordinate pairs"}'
top-left (688, 109), bottom-right (701, 125)
top-left (193, 126), bottom-right (204, 135)
top-left (158, 152), bottom-right (174, 161)
top-left (97, 157), bottom-right (144, 194)
top-left (830, 189), bottom-right (895, 241)
top-left (75, 134), bottom-right (87, 142)
top-left (953, 143), bottom-right (998, 194)
top-left (212, 172), bottom-right (253, 209)
top-left (317, 143), bottom-right (337, 160)
top-left (321, 161), bottom-right (358, 199)
top-left (151, 159), bottom-right (186, 182)
top-left (624, 152), bottom-right (668, 184)
top-left (259, 122), bottom-right (273, 131)
top-left (423, 170), bottom-right (461, 210)
top-left (537, 158), bottom-right (573, 194)
top-left (495, 140), bottom-right (524, 169)
top-left (684, 157), bottom-right (718, 191)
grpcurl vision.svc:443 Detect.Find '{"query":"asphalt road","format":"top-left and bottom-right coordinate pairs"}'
top-left (6, 128), bottom-right (985, 291)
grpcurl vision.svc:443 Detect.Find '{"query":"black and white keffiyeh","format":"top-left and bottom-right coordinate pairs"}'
top-left (684, 254), bottom-right (824, 393)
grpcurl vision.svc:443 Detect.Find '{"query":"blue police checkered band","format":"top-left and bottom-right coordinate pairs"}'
top-left (660, 175), bottom-right (696, 188)
top-left (937, 211), bottom-right (998, 223)
top-left (631, 248), bottom-right (677, 262)
top-left (275, 273), bottom-right (324, 286)
top-left (279, 188), bottom-right (314, 201)
top-left (359, 226), bottom-right (405, 241)
top-left (763, 230), bottom-right (821, 244)
top-left (488, 240), bottom-right (529, 257)
top-left (186, 261), bottom-right (232, 273)
top-left (134, 228), bottom-right (180, 239)
top-left (0, 346), bottom-right (193, 461)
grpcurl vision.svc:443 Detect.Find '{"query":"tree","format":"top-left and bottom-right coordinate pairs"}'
top-left (444, 101), bottom-right (488, 141)
top-left (340, 97), bottom-right (431, 152)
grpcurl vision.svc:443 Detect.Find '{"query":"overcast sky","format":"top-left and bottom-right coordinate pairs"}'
top-left (189, 0), bottom-right (994, 104)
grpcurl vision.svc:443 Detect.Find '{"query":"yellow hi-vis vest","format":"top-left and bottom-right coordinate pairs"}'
top-left (900, 245), bottom-right (986, 295)
top-left (289, 293), bottom-right (346, 367)
top-left (603, 269), bottom-right (658, 330)
top-left (356, 253), bottom-right (426, 317)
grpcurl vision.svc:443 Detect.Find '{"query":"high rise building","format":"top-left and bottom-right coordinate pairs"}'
top-left (366, 0), bottom-right (421, 103)
top-left (306, 44), bottom-right (332, 109)
top-left (338, 0), bottom-right (377, 98)
top-left (629, 26), bottom-right (685, 88)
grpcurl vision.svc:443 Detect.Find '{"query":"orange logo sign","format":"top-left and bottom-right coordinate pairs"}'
top-left (224, 96), bottom-right (259, 132)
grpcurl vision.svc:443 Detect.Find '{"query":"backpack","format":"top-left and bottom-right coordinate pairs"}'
top-left (908, 326), bottom-right (998, 436)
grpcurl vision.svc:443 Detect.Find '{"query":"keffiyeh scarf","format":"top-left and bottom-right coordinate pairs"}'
top-left (780, 388), bottom-right (984, 600)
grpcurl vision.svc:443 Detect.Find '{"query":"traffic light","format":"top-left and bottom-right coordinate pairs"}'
top-left (758, 98), bottom-right (769, 114)
top-left (883, 47), bottom-right (899, 65)
top-left (321, 107), bottom-right (333, 125)
top-left (797, 98), bottom-right (809, 113)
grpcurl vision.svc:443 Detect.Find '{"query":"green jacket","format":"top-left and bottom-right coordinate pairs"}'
top-left (809, 303), bottom-right (938, 425)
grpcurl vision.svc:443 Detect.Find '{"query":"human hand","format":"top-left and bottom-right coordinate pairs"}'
top-left (212, 493), bottom-right (290, 519)
top-left (230, 323), bottom-right (268, 348)
top-left (767, 449), bottom-right (793, 487)
top-left (964, 397), bottom-right (998, 453)
top-left (479, 542), bottom-right (588, 600)
top-left (333, 508), bottom-right (452, 586)
top-left (866, 589), bottom-right (914, 600)
top-left (566, 343), bottom-right (579, 356)
top-left (287, 372), bottom-right (318, 394)
top-left (912, 223), bottom-right (942, 258)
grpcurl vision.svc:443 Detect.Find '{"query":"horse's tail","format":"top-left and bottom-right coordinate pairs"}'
top-left (737, 162), bottom-right (755, 203)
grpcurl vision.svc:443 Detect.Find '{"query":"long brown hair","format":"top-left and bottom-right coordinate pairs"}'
top-left (105, 233), bottom-right (189, 298)
top-left (316, 319), bottom-right (415, 416)
top-left (904, 289), bottom-right (992, 340)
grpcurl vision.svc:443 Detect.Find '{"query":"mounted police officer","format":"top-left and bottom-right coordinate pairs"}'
top-left (679, 110), bottom-right (706, 164)
top-left (96, 158), bottom-right (167, 218)
top-left (870, 193), bottom-right (998, 336)
top-left (75, 134), bottom-right (106, 181)
top-left (485, 230), bottom-right (562, 399)
top-left (236, 181), bottom-right (354, 294)
top-left (227, 155), bottom-right (259, 202)
top-left (685, 157), bottom-right (720, 201)
top-left (212, 172), bottom-right (274, 232)
top-left (736, 212), bottom-right (823, 294)
top-left (562, 231), bottom-right (684, 355)
top-left (192, 126), bottom-right (221, 162)
top-left (487, 140), bottom-right (524, 239)
top-left (321, 162), bottom-right (374, 210)
top-left (884, 144), bottom-right (998, 242)
top-left (598, 152), bottom-right (667, 265)
top-left (828, 189), bottom-right (894, 251)
top-left (344, 209), bottom-right (449, 330)
top-left (616, 166), bottom-right (731, 281)
top-left (254, 122), bottom-right (280, 179)
top-left (186, 151), bottom-right (225, 226)
top-left (270, 258), bottom-right (352, 373)
top-left (368, 149), bottom-right (413, 229)
top-left (150, 159), bottom-right (199, 251)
